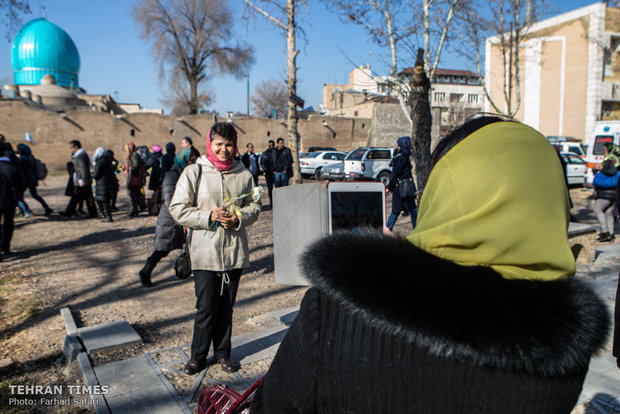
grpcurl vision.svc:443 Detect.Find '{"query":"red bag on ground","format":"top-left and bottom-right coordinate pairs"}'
top-left (197, 378), bottom-right (262, 414)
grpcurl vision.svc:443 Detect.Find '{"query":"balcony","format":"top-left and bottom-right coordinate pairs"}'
top-left (602, 81), bottom-right (620, 102)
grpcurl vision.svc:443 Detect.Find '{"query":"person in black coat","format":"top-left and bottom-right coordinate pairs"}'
top-left (252, 117), bottom-right (610, 414)
top-left (260, 140), bottom-right (275, 206)
top-left (60, 140), bottom-right (97, 218)
top-left (160, 142), bottom-right (176, 180)
top-left (16, 143), bottom-right (52, 216)
top-left (147, 145), bottom-right (163, 191)
top-left (92, 147), bottom-right (116, 222)
top-left (241, 143), bottom-right (260, 186)
top-left (386, 136), bottom-right (417, 231)
top-left (0, 142), bottom-right (23, 258)
top-left (138, 147), bottom-right (199, 287)
top-left (106, 150), bottom-right (120, 211)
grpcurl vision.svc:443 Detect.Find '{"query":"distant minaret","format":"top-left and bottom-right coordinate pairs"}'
top-left (41, 6), bottom-right (47, 19)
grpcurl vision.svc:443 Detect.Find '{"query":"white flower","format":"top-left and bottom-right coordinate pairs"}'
top-left (252, 186), bottom-right (264, 202)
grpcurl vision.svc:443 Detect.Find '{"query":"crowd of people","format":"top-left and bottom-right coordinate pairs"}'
top-left (0, 118), bottom-right (618, 412)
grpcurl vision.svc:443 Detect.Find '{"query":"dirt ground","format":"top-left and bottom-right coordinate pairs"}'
top-left (0, 175), bottom-right (611, 413)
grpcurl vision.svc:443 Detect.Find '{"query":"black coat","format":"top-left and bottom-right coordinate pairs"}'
top-left (0, 159), bottom-right (22, 209)
top-left (387, 152), bottom-right (416, 213)
top-left (18, 155), bottom-right (38, 188)
top-left (154, 164), bottom-right (185, 252)
top-left (93, 155), bottom-right (116, 201)
top-left (252, 231), bottom-right (610, 414)
top-left (73, 150), bottom-right (92, 185)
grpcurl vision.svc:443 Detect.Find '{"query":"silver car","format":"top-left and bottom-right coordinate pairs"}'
top-left (344, 147), bottom-right (395, 184)
top-left (560, 152), bottom-right (586, 186)
top-left (300, 151), bottom-right (347, 179)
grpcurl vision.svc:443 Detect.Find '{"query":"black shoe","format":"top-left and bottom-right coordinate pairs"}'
top-left (59, 211), bottom-right (72, 218)
top-left (138, 269), bottom-right (153, 287)
top-left (596, 232), bottom-right (609, 241)
top-left (184, 359), bottom-right (206, 375)
top-left (129, 211), bottom-right (139, 218)
top-left (101, 217), bottom-right (113, 223)
top-left (602, 233), bottom-right (616, 242)
top-left (219, 358), bottom-right (240, 373)
top-left (111, 207), bottom-right (119, 212)
top-left (44, 208), bottom-right (53, 217)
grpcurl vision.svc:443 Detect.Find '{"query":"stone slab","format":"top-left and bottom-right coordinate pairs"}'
top-left (78, 320), bottom-right (142, 354)
top-left (60, 307), bottom-right (78, 334)
top-left (63, 334), bottom-right (84, 363)
top-left (568, 222), bottom-right (598, 237)
top-left (594, 243), bottom-right (620, 264)
top-left (95, 356), bottom-right (186, 414)
top-left (77, 352), bottom-right (110, 414)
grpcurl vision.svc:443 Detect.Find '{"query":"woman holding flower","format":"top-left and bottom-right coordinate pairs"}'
top-left (169, 122), bottom-right (261, 375)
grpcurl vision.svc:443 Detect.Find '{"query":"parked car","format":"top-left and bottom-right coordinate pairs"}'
top-left (318, 161), bottom-right (345, 181)
top-left (300, 151), bottom-right (347, 179)
top-left (560, 152), bottom-right (587, 186)
top-left (343, 147), bottom-right (395, 184)
top-left (308, 146), bottom-right (337, 152)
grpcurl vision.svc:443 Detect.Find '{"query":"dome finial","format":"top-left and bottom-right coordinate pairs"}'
top-left (41, 6), bottom-right (47, 19)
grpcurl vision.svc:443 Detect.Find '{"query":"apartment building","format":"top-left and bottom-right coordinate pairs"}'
top-left (485, 2), bottom-right (620, 142)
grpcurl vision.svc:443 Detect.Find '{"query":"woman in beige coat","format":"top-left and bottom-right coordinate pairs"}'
top-left (169, 122), bottom-right (261, 375)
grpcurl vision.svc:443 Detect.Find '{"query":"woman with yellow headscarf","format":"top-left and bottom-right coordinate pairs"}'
top-left (251, 117), bottom-right (610, 414)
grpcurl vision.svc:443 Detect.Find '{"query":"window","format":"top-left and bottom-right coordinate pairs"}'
top-left (467, 94), bottom-right (478, 103)
top-left (335, 153), bottom-right (345, 161)
top-left (346, 149), bottom-right (366, 161)
top-left (593, 136), bottom-right (613, 155)
top-left (368, 150), bottom-right (391, 160)
top-left (450, 93), bottom-right (463, 103)
top-left (434, 92), bottom-right (445, 102)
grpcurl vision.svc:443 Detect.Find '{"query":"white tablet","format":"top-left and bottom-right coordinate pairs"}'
top-left (327, 181), bottom-right (386, 233)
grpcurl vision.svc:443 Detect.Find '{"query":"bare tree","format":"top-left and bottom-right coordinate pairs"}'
top-left (409, 49), bottom-right (433, 189)
top-left (2, 0), bottom-right (31, 42)
top-left (243, 0), bottom-right (305, 184)
top-left (251, 78), bottom-right (288, 118)
top-left (133, 0), bottom-right (254, 115)
top-left (459, 0), bottom-right (549, 117)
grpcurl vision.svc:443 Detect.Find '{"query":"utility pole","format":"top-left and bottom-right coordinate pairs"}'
top-left (246, 73), bottom-right (250, 116)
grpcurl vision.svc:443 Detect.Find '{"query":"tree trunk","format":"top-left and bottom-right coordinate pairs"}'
top-left (408, 49), bottom-right (433, 191)
top-left (286, 0), bottom-right (302, 184)
top-left (189, 76), bottom-right (199, 115)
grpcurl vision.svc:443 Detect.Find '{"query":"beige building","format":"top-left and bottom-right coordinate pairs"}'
top-left (485, 2), bottom-right (620, 141)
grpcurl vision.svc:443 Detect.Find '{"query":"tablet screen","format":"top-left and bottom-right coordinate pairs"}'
top-left (330, 191), bottom-right (384, 232)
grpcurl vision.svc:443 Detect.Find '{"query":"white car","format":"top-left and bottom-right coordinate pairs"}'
top-left (300, 151), bottom-right (347, 179)
top-left (560, 152), bottom-right (587, 186)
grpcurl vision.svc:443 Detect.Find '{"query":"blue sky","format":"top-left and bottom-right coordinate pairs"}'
top-left (0, 0), bottom-right (597, 115)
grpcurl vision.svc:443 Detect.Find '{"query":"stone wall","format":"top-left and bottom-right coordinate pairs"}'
top-left (0, 100), bottom-right (372, 172)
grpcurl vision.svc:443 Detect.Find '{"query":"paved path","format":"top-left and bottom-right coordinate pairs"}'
top-left (87, 248), bottom-right (619, 414)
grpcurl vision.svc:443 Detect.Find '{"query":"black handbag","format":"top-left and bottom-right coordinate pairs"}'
top-left (398, 177), bottom-right (416, 200)
top-left (174, 165), bottom-right (202, 280)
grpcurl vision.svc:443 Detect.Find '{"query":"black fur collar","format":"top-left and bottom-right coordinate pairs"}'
top-left (301, 230), bottom-right (610, 377)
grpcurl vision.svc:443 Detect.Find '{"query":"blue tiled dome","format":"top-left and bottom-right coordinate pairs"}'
top-left (11, 18), bottom-right (80, 88)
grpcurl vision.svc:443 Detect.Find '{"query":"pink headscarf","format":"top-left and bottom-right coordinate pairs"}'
top-left (206, 126), bottom-right (238, 172)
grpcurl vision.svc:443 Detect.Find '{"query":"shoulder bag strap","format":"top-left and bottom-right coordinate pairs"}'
top-left (186, 164), bottom-right (202, 252)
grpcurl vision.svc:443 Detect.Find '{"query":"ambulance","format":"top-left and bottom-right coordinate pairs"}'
top-left (584, 120), bottom-right (620, 186)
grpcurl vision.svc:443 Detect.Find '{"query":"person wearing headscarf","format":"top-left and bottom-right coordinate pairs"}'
top-left (124, 142), bottom-right (146, 217)
top-left (16, 143), bottom-right (53, 216)
top-left (138, 147), bottom-right (200, 287)
top-left (386, 136), bottom-right (417, 231)
top-left (169, 122), bottom-right (261, 375)
top-left (160, 142), bottom-right (176, 179)
top-left (147, 144), bottom-right (163, 191)
top-left (92, 147), bottom-right (116, 222)
top-left (106, 149), bottom-right (120, 211)
top-left (592, 143), bottom-right (618, 242)
top-left (251, 117), bottom-right (610, 414)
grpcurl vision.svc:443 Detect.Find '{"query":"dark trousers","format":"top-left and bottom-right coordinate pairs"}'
top-left (0, 207), bottom-right (15, 252)
top-left (96, 200), bottom-right (112, 219)
top-left (67, 186), bottom-right (97, 217)
top-left (264, 173), bottom-right (274, 205)
top-left (191, 269), bottom-right (242, 363)
top-left (142, 249), bottom-right (168, 276)
top-left (129, 187), bottom-right (145, 214)
top-left (27, 186), bottom-right (50, 211)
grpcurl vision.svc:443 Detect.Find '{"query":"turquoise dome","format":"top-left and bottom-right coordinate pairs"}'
top-left (11, 18), bottom-right (80, 88)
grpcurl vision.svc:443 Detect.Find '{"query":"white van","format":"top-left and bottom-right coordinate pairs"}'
top-left (584, 120), bottom-right (620, 186)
